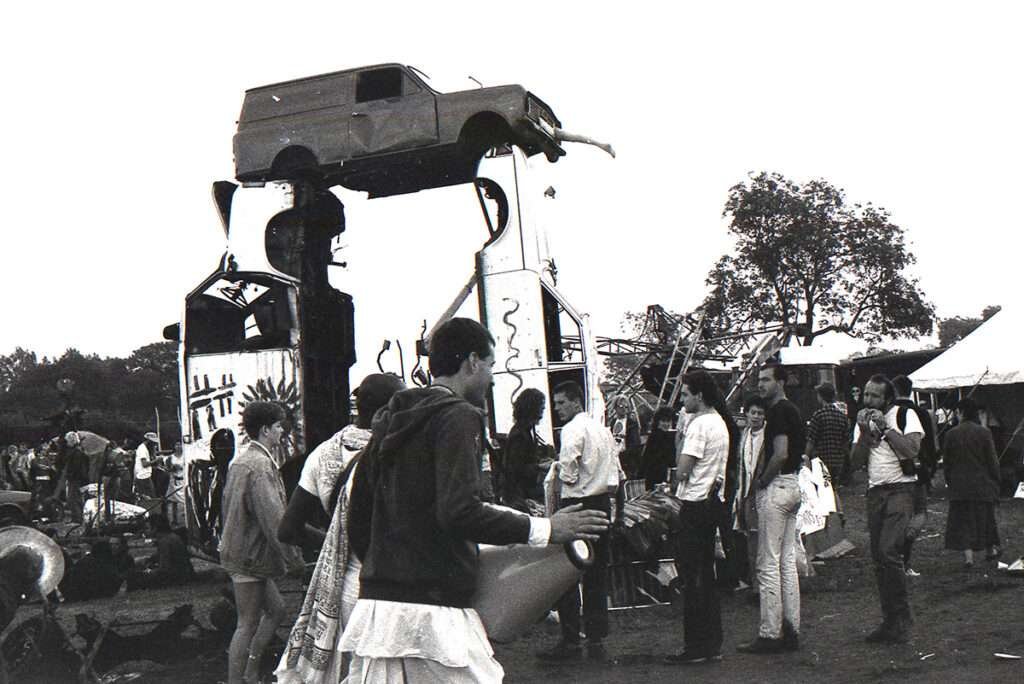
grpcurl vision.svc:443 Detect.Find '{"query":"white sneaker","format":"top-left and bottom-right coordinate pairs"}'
top-left (905, 568), bottom-right (921, 577)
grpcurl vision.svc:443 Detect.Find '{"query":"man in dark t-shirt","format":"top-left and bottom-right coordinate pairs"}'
top-left (738, 364), bottom-right (805, 654)
top-left (765, 400), bottom-right (806, 475)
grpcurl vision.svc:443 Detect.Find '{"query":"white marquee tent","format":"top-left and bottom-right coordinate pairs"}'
top-left (910, 306), bottom-right (1023, 390)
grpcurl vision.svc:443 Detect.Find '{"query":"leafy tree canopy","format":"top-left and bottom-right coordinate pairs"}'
top-left (0, 341), bottom-right (179, 443)
top-left (937, 305), bottom-right (1001, 347)
top-left (702, 172), bottom-right (935, 345)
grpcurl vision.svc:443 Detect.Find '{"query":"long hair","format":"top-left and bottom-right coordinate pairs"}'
top-left (512, 388), bottom-right (546, 428)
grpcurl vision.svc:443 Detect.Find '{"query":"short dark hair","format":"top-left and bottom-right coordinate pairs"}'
top-left (429, 318), bottom-right (495, 377)
top-left (892, 375), bottom-right (913, 397)
top-left (681, 370), bottom-right (723, 407)
top-left (652, 406), bottom-right (675, 427)
top-left (553, 381), bottom-right (584, 405)
top-left (816, 382), bottom-right (836, 403)
top-left (760, 363), bottom-right (787, 383)
top-left (867, 374), bottom-right (895, 402)
top-left (242, 401), bottom-right (285, 439)
top-left (355, 373), bottom-right (405, 421)
top-left (957, 396), bottom-right (980, 421)
top-left (743, 395), bottom-right (767, 412)
top-left (513, 388), bottom-right (547, 426)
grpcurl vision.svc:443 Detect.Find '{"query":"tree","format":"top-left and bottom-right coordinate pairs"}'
top-left (702, 172), bottom-right (935, 345)
top-left (937, 305), bottom-right (1001, 347)
top-left (127, 341), bottom-right (179, 404)
top-left (0, 342), bottom-right (181, 443)
top-left (0, 347), bottom-right (38, 393)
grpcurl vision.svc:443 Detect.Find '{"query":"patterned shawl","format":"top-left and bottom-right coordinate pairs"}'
top-left (275, 428), bottom-right (368, 684)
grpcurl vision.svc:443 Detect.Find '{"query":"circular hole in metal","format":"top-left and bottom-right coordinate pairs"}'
top-left (571, 539), bottom-right (591, 562)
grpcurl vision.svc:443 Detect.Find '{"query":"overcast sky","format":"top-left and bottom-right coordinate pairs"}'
top-left (4, 1), bottom-right (1022, 382)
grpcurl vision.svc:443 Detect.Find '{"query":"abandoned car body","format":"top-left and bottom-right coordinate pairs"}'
top-left (233, 63), bottom-right (564, 197)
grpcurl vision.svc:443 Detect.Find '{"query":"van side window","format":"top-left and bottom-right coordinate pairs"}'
top-left (356, 68), bottom-right (403, 102)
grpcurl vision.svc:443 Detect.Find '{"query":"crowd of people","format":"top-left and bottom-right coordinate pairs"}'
top-left (0, 431), bottom-right (186, 525)
top-left (6, 317), bottom-right (1006, 683)
top-left (207, 315), bottom-right (1009, 683)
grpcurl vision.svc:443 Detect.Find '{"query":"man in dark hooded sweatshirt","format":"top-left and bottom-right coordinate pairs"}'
top-left (339, 317), bottom-right (608, 682)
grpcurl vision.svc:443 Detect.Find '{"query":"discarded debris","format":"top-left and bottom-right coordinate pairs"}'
top-left (998, 557), bottom-right (1024, 575)
top-left (993, 652), bottom-right (1021, 660)
top-left (920, 653), bottom-right (935, 660)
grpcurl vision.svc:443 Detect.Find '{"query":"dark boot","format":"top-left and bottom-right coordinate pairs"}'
top-left (736, 637), bottom-right (785, 654)
top-left (782, 621), bottom-right (799, 652)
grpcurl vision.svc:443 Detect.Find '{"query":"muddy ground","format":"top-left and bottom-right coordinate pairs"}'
top-left (7, 474), bottom-right (1023, 683)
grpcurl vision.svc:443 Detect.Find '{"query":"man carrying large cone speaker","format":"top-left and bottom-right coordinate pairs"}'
top-left (340, 317), bottom-right (608, 682)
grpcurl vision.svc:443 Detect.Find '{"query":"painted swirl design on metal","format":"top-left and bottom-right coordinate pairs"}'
top-left (501, 297), bottom-right (524, 402)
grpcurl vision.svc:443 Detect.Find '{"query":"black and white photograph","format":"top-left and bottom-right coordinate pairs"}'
top-left (1, 2), bottom-right (1022, 682)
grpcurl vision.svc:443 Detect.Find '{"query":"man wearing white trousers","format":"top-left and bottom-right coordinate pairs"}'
top-left (737, 364), bottom-right (805, 654)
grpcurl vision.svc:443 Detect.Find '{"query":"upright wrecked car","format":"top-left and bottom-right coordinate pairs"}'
top-left (233, 63), bottom-right (564, 197)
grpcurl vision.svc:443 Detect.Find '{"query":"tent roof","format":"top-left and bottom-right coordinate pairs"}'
top-left (910, 307), bottom-right (1022, 390)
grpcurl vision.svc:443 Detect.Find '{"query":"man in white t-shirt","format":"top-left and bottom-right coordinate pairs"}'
top-left (134, 432), bottom-right (158, 499)
top-left (276, 373), bottom-right (405, 684)
top-left (665, 370), bottom-right (729, 666)
top-left (851, 374), bottom-right (922, 644)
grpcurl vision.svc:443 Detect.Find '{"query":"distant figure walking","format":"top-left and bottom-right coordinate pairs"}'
top-left (942, 397), bottom-right (1001, 572)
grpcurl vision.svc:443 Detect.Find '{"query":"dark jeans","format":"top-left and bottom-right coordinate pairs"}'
top-left (556, 494), bottom-right (610, 643)
top-left (715, 501), bottom-right (744, 588)
top-left (675, 498), bottom-right (723, 656)
top-left (66, 480), bottom-right (85, 523)
top-left (867, 483), bottom-right (914, 629)
top-left (134, 476), bottom-right (155, 499)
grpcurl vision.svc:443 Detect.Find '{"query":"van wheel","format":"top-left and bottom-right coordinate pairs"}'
top-left (269, 146), bottom-right (323, 183)
top-left (458, 114), bottom-right (513, 162)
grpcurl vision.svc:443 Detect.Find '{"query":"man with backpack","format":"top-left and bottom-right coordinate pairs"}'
top-left (892, 375), bottom-right (937, 577)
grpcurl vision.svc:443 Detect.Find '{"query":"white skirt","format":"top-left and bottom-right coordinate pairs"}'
top-left (339, 599), bottom-right (504, 683)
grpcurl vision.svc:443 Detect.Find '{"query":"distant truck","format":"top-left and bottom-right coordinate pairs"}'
top-left (233, 63), bottom-right (564, 197)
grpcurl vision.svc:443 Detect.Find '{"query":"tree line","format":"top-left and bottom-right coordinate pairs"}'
top-left (0, 341), bottom-right (180, 445)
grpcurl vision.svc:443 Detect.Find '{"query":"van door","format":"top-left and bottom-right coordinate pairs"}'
top-left (349, 67), bottom-right (439, 156)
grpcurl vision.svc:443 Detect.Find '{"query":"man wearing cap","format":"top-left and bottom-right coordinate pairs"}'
top-left (276, 373), bottom-right (406, 684)
top-left (281, 374), bottom-right (406, 536)
top-left (134, 432), bottom-right (158, 499)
